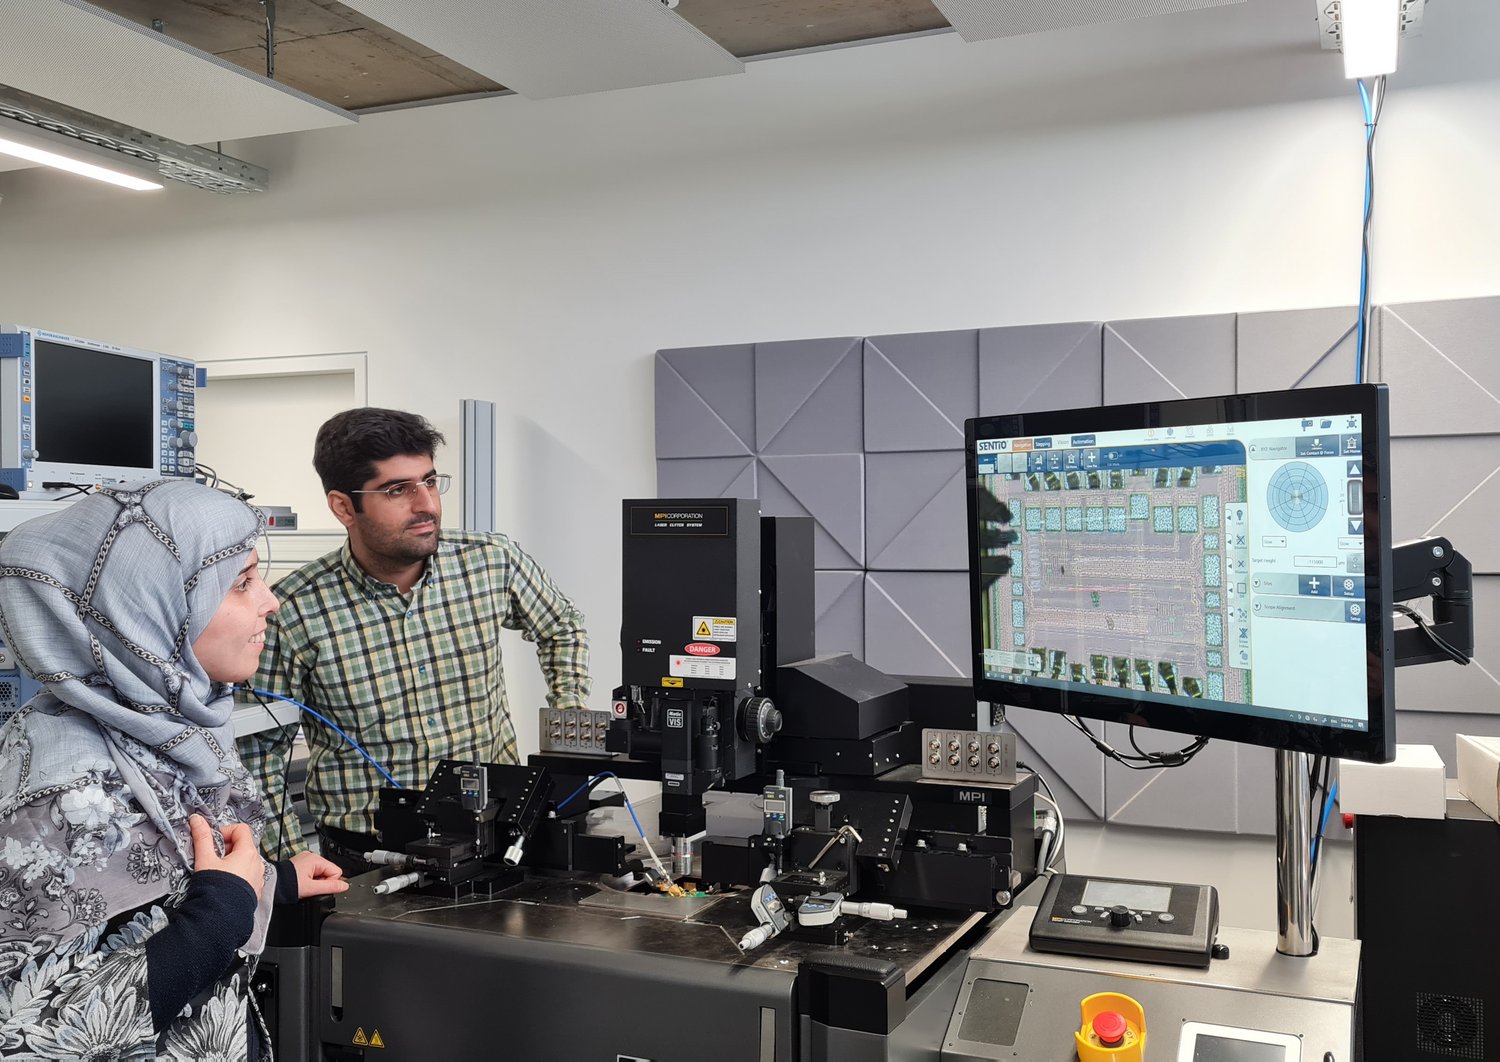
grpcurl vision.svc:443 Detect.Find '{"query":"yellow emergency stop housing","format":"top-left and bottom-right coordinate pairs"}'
top-left (1075, 991), bottom-right (1146, 1061)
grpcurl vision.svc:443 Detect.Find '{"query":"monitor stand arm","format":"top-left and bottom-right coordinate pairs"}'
top-left (1275, 750), bottom-right (1317, 956)
top-left (1392, 537), bottom-right (1473, 667)
top-left (1277, 537), bottom-right (1474, 957)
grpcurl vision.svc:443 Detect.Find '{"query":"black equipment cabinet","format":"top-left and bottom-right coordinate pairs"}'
top-left (1355, 793), bottom-right (1500, 1062)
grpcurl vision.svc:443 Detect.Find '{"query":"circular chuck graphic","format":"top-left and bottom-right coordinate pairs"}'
top-left (1266, 461), bottom-right (1329, 532)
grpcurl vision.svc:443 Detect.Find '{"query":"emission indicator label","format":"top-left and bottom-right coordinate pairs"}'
top-left (692, 616), bottom-right (737, 641)
top-left (669, 655), bottom-right (736, 680)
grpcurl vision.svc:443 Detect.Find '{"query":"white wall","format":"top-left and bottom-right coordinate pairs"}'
top-left (1, 1), bottom-right (1497, 931)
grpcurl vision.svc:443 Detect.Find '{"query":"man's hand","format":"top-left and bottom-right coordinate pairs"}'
top-left (289, 850), bottom-right (349, 898)
top-left (189, 814), bottom-right (266, 898)
top-left (976, 485), bottom-right (1020, 592)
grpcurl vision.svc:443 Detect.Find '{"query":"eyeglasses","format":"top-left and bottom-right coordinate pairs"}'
top-left (347, 473), bottom-right (452, 501)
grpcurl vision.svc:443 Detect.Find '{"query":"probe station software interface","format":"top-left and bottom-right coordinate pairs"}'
top-left (974, 414), bottom-right (1369, 729)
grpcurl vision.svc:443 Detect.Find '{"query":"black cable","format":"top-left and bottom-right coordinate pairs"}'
top-left (1393, 603), bottom-right (1469, 665)
top-left (1016, 761), bottom-right (1065, 871)
top-left (40, 481), bottom-right (95, 499)
top-left (1064, 714), bottom-right (1209, 770)
top-left (251, 689), bottom-right (301, 863)
top-left (1355, 75), bottom-right (1387, 383)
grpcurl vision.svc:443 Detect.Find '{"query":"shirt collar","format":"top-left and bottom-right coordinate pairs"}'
top-left (338, 539), bottom-right (443, 597)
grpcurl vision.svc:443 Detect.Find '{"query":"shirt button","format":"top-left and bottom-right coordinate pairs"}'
top-left (419, 665), bottom-right (427, 673)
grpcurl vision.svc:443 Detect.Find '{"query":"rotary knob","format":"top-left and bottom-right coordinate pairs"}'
top-left (1109, 905), bottom-right (1133, 928)
top-left (737, 696), bottom-right (783, 744)
top-left (171, 431), bottom-right (198, 450)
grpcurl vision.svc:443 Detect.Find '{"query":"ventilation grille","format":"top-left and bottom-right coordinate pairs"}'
top-left (1416, 993), bottom-right (1484, 1059)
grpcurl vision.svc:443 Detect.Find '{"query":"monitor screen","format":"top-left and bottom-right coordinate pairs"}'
top-left (33, 339), bottom-right (154, 471)
top-left (966, 384), bottom-right (1393, 762)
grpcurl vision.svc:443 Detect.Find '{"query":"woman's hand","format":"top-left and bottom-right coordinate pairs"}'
top-left (189, 814), bottom-right (266, 898)
top-left (289, 850), bottom-right (349, 898)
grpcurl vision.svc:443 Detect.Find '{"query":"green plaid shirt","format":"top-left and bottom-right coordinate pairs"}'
top-left (237, 530), bottom-right (589, 855)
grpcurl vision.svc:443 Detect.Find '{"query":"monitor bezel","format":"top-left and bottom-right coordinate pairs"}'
top-left (32, 336), bottom-right (157, 476)
top-left (965, 383), bottom-right (1394, 764)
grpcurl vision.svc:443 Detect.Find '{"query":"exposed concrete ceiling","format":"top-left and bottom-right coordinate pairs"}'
top-left (84, 0), bottom-right (953, 112)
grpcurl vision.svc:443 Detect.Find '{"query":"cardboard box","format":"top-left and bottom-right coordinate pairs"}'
top-left (1339, 743), bottom-right (1447, 819)
top-left (1456, 734), bottom-right (1500, 824)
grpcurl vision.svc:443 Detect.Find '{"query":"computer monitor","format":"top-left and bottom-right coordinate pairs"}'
top-left (965, 384), bottom-right (1394, 763)
top-left (0, 324), bottom-right (200, 494)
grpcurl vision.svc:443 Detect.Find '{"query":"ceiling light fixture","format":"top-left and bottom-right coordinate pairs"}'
top-left (1341, 0), bottom-right (1400, 78)
top-left (0, 85), bottom-right (268, 194)
top-left (0, 119), bottom-right (162, 191)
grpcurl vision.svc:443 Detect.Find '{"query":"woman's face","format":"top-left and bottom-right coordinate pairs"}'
top-left (192, 549), bottom-right (278, 682)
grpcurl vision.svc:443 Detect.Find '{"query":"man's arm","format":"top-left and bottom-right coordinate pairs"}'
top-left (235, 614), bottom-right (309, 860)
top-left (502, 540), bottom-right (591, 710)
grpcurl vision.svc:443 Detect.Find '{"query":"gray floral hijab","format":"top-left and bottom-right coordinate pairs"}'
top-left (0, 480), bottom-right (268, 891)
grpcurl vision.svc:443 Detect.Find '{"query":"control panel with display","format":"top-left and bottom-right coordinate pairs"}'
top-left (1029, 873), bottom-right (1219, 968)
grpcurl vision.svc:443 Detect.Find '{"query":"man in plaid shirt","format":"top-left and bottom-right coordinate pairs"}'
top-left (237, 408), bottom-right (590, 871)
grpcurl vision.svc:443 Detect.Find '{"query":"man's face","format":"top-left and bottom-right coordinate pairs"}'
top-left (339, 453), bottom-right (443, 566)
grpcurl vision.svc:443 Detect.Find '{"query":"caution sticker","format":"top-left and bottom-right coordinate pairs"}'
top-left (352, 1027), bottom-right (387, 1048)
top-left (691, 616), bottom-right (737, 642)
top-left (662, 677), bottom-right (684, 688)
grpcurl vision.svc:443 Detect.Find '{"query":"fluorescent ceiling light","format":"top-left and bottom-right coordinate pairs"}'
top-left (0, 115), bottom-right (162, 191)
top-left (1342, 0), bottom-right (1400, 78)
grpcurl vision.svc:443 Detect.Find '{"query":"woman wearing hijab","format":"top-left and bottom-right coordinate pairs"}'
top-left (0, 479), bottom-right (346, 1059)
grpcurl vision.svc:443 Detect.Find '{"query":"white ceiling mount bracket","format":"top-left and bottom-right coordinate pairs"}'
top-left (1317, 0), bottom-right (1427, 55)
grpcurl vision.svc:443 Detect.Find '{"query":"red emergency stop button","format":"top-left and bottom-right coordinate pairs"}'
top-left (1092, 1010), bottom-right (1127, 1046)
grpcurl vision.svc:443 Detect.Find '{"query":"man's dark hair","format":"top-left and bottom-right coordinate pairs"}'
top-left (314, 408), bottom-right (446, 510)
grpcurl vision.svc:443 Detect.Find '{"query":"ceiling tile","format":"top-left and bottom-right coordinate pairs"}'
top-left (0, 0), bottom-right (355, 143)
top-left (339, 0), bottom-right (743, 99)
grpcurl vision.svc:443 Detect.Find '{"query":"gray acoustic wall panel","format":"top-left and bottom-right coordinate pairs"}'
top-left (759, 455), bottom-right (865, 569)
top-left (1391, 709), bottom-right (1500, 773)
top-left (865, 451), bottom-right (967, 571)
top-left (979, 322), bottom-right (1102, 416)
top-left (863, 330), bottom-right (978, 452)
top-left (655, 457), bottom-right (757, 499)
top-left (1006, 708), bottom-right (1106, 821)
top-left (815, 571), bottom-right (865, 661)
top-left (1389, 437), bottom-right (1500, 576)
top-left (655, 345), bottom-right (755, 458)
top-left (864, 571), bottom-right (970, 679)
top-left (1377, 296), bottom-right (1500, 438)
top-left (1102, 725), bottom-right (1273, 834)
top-left (1393, 574), bottom-right (1500, 715)
top-left (756, 337), bottom-right (864, 455)
top-left (1235, 307), bottom-right (1362, 393)
top-left (654, 293), bottom-right (1500, 842)
top-left (1103, 313), bottom-right (1236, 404)
top-left (1232, 744), bottom-right (1278, 837)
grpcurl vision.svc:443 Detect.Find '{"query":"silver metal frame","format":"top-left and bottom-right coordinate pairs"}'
top-left (0, 85), bottom-right (268, 194)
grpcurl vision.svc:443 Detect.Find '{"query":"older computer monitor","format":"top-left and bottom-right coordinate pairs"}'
top-left (966, 384), bottom-right (1394, 763)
